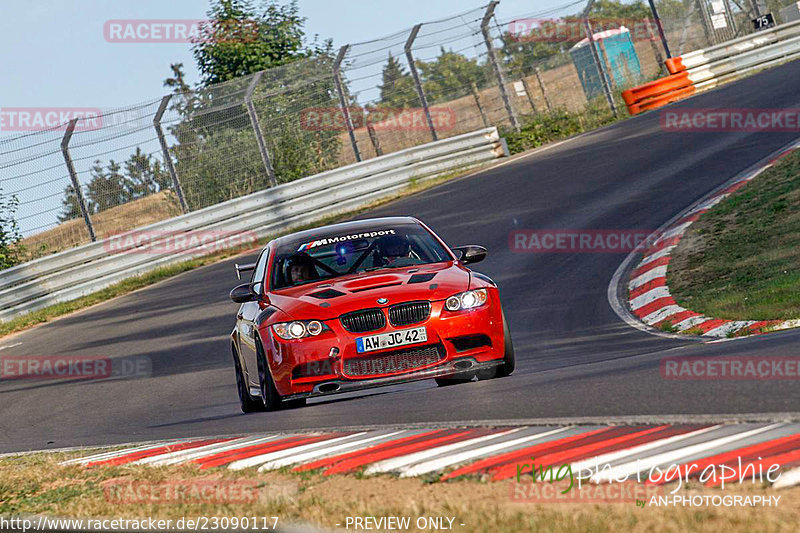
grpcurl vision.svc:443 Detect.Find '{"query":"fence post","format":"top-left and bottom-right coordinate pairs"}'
top-left (333, 45), bottom-right (361, 162)
top-left (245, 71), bottom-right (278, 187)
top-left (60, 118), bottom-right (96, 242)
top-left (534, 68), bottom-right (552, 112)
top-left (471, 82), bottom-right (489, 127)
top-left (647, 0), bottom-right (672, 58)
top-left (520, 77), bottom-right (537, 114)
top-left (153, 95), bottom-right (189, 213)
top-left (582, 17), bottom-right (618, 116)
top-left (481, 1), bottom-right (520, 131)
top-left (404, 23), bottom-right (438, 142)
top-left (366, 122), bottom-right (383, 156)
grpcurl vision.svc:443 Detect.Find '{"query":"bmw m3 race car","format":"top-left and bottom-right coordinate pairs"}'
top-left (229, 216), bottom-right (514, 412)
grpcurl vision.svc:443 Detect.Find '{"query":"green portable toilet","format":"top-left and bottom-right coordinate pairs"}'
top-left (570, 26), bottom-right (643, 101)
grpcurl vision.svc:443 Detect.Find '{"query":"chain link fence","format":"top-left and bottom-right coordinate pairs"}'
top-left (3, 0), bottom-right (788, 263)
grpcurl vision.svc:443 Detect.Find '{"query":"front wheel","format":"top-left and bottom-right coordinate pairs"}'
top-left (477, 311), bottom-right (515, 380)
top-left (233, 345), bottom-right (266, 413)
top-left (256, 339), bottom-right (284, 411)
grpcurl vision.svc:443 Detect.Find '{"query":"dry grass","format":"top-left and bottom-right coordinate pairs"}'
top-left (20, 191), bottom-right (182, 261)
top-left (0, 451), bottom-right (797, 532)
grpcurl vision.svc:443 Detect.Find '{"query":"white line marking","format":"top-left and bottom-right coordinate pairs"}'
top-left (399, 427), bottom-right (572, 478)
top-left (364, 428), bottom-right (523, 475)
top-left (630, 286), bottom-right (671, 311)
top-left (772, 466), bottom-right (800, 489)
top-left (60, 440), bottom-right (187, 465)
top-left (674, 315), bottom-right (709, 331)
top-left (570, 426), bottom-right (722, 476)
top-left (642, 305), bottom-right (686, 326)
top-left (640, 246), bottom-right (676, 266)
top-left (0, 343), bottom-right (22, 351)
top-left (257, 431), bottom-right (407, 471)
top-left (227, 433), bottom-right (366, 471)
top-left (704, 321), bottom-right (755, 338)
top-left (590, 424), bottom-right (782, 483)
top-left (137, 436), bottom-right (279, 465)
top-left (629, 265), bottom-right (669, 290)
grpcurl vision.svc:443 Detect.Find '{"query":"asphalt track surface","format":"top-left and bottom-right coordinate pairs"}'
top-left (2, 61), bottom-right (800, 453)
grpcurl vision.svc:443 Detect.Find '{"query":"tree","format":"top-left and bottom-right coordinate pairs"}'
top-left (87, 159), bottom-right (129, 212)
top-left (58, 184), bottom-right (82, 223)
top-left (164, 0), bottom-right (342, 209)
top-left (417, 47), bottom-right (487, 103)
top-left (192, 0), bottom-right (315, 86)
top-left (1, 187), bottom-right (23, 269)
top-left (377, 53), bottom-right (417, 108)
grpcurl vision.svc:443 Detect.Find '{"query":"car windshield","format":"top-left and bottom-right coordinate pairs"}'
top-left (270, 224), bottom-right (451, 290)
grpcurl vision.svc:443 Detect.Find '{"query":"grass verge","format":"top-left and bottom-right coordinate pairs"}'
top-left (668, 148), bottom-right (800, 320)
top-left (0, 451), bottom-right (797, 533)
top-left (0, 167), bottom-right (485, 339)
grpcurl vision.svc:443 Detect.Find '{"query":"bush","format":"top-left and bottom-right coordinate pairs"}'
top-left (500, 100), bottom-right (620, 155)
top-left (0, 189), bottom-right (23, 270)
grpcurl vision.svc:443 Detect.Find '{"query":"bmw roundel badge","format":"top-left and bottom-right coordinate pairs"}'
top-left (377, 297), bottom-right (389, 304)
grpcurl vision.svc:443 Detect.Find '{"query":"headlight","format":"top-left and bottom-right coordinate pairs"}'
top-left (444, 288), bottom-right (488, 311)
top-left (272, 320), bottom-right (326, 340)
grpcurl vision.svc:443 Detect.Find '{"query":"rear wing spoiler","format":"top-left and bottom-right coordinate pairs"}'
top-left (234, 263), bottom-right (256, 280)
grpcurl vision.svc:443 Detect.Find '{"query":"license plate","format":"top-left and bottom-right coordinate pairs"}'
top-left (356, 326), bottom-right (427, 353)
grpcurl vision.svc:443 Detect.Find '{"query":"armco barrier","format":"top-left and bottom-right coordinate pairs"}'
top-left (0, 127), bottom-right (507, 322)
top-left (624, 20), bottom-right (800, 115)
top-left (665, 19), bottom-right (800, 74)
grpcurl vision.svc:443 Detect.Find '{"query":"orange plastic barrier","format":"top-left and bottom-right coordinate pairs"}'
top-left (665, 57), bottom-right (686, 74)
top-left (627, 85), bottom-right (696, 115)
top-left (621, 72), bottom-right (692, 106)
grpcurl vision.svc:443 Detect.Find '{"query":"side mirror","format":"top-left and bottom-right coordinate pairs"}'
top-left (230, 282), bottom-right (262, 303)
top-left (452, 245), bottom-right (487, 265)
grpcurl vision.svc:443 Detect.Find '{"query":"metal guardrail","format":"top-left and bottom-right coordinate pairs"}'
top-left (0, 128), bottom-right (506, 322)
top-left (624, 19), bottom-right (800, 115)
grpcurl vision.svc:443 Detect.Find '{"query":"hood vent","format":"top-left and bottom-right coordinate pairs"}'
top-left (309, 288), bottom-right (346, 299)
top-left (408, 273), bottom-right (436, 284)
top-left (350, 282), bottom-right (402, 293)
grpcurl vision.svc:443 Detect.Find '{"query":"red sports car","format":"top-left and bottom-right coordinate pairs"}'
top-left (229, 216), bottom-right (514, 412)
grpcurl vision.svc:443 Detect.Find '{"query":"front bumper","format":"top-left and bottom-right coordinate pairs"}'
top-left (266, 291), bottom-right (505, 397)
top-left (283, 357), bottom-right (503, 400)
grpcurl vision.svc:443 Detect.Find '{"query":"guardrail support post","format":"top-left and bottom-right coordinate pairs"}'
top-left (245, 71), bottom-right (278, 187)
top-left (60, 118), bottom-right (96, 242)
top-left (333, 45), bottom-right (362, 162)
top-left (405, 23), bottom-right (438, 141)
top-left (154, 95), bottom-right (189, 213)
top-left (482, 1), bottom-right (520, 131)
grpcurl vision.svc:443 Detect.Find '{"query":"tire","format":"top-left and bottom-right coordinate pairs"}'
top-left (256, 338), bottom-right (284, 411)
top-left (233, 345), bottom-right (266, 413)
top-left (496, 311), bottom-right (515, 377)
top-left (477, 311), bottom-right (515, 380)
